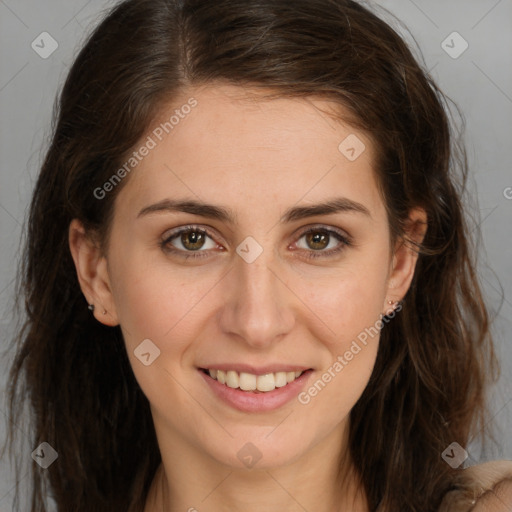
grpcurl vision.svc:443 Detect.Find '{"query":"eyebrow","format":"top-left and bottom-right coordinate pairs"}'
top-left (137, 197), bottom-right (371, 223)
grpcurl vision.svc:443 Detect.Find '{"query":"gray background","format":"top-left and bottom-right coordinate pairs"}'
top-left (0, 0), bottom-right (511, 510)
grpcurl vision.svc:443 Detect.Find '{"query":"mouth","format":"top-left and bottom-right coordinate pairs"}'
top-left (198, 366), bottom-right (314, 412)
top-left (199, 368), bottom-right (312, 393)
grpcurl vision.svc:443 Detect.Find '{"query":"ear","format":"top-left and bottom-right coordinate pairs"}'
top-left (68, 219), bottom-right (119, 326)
top-left (383, 207), bottom-right (427, 315)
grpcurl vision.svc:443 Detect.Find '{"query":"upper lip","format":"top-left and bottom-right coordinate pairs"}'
top-left (198, 364), bottom-right (312, 375)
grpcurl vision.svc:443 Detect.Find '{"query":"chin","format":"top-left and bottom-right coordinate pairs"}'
top-left (206, 431), bottom-right (311, 471)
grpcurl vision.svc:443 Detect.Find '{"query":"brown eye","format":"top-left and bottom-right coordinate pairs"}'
top-left (304, 231), bottom-right (330, 250)
top-left (295, 227), bottom-right (351, 260)
top-left (161, 226), bottom-right (218, 260)
top-left (179, 230), bottom-right (207, 251)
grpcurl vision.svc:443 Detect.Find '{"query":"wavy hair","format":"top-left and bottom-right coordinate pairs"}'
top-left (1, 0), bottom-right (498, 511)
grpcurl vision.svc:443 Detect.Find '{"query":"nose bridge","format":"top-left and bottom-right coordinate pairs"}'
top-left (239, 250), bottom-right (277, 304)
top-left (221, 237), bottom-right (294, 347)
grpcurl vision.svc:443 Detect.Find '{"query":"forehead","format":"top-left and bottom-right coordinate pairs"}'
top-left (115, 83), bottom-right (385, 221)
top-left (150, 83), bottom-right (373, 161)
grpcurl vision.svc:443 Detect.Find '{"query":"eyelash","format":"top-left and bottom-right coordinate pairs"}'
top-left (160, 224), bottom-right (352, 261)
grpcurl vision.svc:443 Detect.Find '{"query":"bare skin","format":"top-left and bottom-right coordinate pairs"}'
top-left (69, 83), bottom-right (426, 512)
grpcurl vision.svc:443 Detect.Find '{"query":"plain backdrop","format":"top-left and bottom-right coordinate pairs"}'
top-left (0, 0), bottom-right (511, 510)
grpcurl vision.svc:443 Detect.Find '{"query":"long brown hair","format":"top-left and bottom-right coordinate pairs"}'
top-left (1, 0), bottom-right (498, 511)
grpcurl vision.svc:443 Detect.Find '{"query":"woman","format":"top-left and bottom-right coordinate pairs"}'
top-left (2, 0), bottom-right (511, 511)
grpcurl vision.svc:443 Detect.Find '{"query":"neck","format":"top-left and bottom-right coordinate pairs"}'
top-left (144, 422), bottom-right (369, 512)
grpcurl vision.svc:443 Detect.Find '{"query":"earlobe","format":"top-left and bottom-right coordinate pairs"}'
top-left (383, 208), bottom-right (427, 313)
top-left (68, 219), bottom-right (119, 326)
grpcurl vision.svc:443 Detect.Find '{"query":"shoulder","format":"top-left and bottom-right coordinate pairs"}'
top-left (438, 460), bottom-right (512, 512)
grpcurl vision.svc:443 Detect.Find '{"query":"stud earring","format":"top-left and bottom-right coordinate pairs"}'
top-left (382, 299), bottom-right (401, 317)
top-left (88, 303), bottom-right (107, 315)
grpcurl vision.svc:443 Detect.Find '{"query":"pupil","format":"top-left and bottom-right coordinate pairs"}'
top-left (308, 232), bottom-right (328, 250)
top-left (184, 231), bottom-right (204, 250)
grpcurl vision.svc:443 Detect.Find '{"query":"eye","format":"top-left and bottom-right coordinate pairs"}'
top-left (160, 225), bottom-right (219, 259)
top-left (293, 226), bottom-right (351, 260)
top-left (160, 224), bottom-right (351, 261)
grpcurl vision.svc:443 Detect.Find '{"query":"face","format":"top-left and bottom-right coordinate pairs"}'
top-left (71, 83), bottom-right (420, 472)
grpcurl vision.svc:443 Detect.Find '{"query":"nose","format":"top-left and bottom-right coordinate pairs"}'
top-left (217, 245), bottom-right (295, 349)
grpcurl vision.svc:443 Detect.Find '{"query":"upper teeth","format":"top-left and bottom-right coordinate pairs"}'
top-left (208, 369), bottom-right (303, 392)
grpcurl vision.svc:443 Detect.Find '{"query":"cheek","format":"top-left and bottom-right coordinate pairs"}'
top-left (332, 269), bottom-right (388, 390)
top-left (107, 242), bottom-right (232, 410)
top-left (293, 252), bottom-right (390, 345)
top-left (293, 249), bottom-right (388, 412)
top-left (304, 343), bottom-right (378, 430)
top-left (297, 290), bottom-right (384, 427)
top-left (107, 240), bottom-right (175, 342)
top-left (109, 259), bottom-right (170, 342)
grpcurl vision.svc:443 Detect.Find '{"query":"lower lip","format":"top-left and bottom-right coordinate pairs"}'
top-left (198, 369), bottom-right (313, 413)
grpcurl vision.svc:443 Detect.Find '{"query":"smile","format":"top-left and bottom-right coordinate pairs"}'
top-left (200, 368), bottom-right (305, 393)
top-left (198, 367), bottom-right (314, 413)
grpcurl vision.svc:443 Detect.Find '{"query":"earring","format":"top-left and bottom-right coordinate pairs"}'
top-left (88, 304), bottom-right (107, 315)
top-left (382, 299), bottom-right (401, 317)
